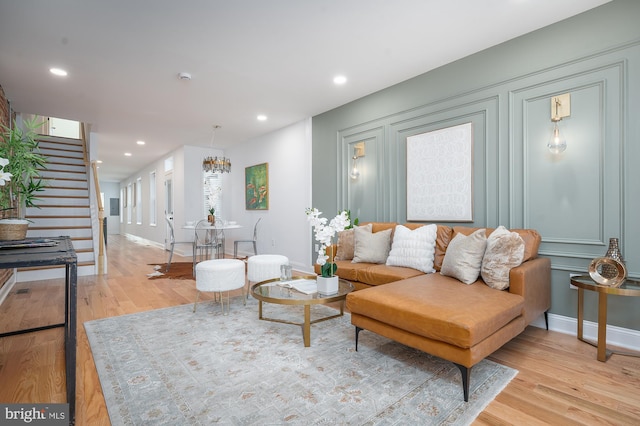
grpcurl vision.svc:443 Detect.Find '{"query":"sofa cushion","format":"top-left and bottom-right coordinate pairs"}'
top-left (357, 264), bottom-right (425, 286)
top-left (353, 227), bottom-right (392, 264)
top-left (335, 223), bottom-right (373, 260)
top-left (453, 226), bottom-right (540, 263)
top-left (481, 226), bottom-right (525, 290)
top-left (402, 223), bottom-right (452, 272)
top-left (386, 224), bottom-right (437, 273)
top-left (332, 260), bottom-right (371, 282)
top-left (346, 275), bottom-right (525, 348)
top-left (440, 228), bottom-right (487, 284)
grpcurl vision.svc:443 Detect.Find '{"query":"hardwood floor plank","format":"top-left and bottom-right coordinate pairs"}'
top-left (1, 234), bottom-right (639, 425)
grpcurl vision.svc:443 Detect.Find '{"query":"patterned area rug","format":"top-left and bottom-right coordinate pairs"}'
top-left (85, 299), bottom-right (516, 425)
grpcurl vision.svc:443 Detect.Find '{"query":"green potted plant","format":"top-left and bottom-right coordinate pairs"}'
top-left (0, 118), bottom-right (47, 240)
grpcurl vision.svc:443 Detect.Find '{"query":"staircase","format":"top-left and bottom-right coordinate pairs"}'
top-left (17, 135), bottom-right (98, 281)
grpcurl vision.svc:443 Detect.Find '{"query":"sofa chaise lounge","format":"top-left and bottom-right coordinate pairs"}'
top-left (317, 222), bottom-right (551, 401)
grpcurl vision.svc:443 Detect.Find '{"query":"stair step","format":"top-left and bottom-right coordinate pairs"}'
top-left (43, 186), bottom-right (88, 191)
top-left (38, 144), bottom-right (84, 154)
top-left (39, 193), bottom-right (89, 199)
top-left (26, 215), bottom-right (91, 219)
top-left (28, 225), bottom-right (92, 230)
top-left (41, 155), bottom-right (85, 165)
top-left (36, 135), bottom-right (84, 145)
top-left (28, 204), bottom-right (90, 209)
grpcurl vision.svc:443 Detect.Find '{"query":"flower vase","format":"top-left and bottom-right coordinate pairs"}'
top-left (208, 215), bottom-right (215, 224)
top-left (317, 275), bottom-right (339, 295)
top-left (602, 237), bottom-right (624, 278)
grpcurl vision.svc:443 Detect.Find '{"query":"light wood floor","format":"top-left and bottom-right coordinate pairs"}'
top-left (1, 235), bottom-right (639, 425)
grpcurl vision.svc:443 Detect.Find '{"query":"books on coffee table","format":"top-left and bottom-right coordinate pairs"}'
top-left (277, 279), bottom-right (317, 294)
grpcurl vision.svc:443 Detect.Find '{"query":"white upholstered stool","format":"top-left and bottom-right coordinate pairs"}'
top-left (247, 254), bottom-right (289, 295)
top-left (194, 259), bottom-right (246, 314)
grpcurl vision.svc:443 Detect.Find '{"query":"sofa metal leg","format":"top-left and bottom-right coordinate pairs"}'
top-left (544, 311), bottom-right (549, 330)
top-left (454, 363), bottom-right (470, 402)
top-left (355, 326), bottom-right (362, 351)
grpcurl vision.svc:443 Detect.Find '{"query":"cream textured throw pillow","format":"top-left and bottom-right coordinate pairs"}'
top-left (481, 226), bottom-right (525, 290)
top-left (335, 223), bottom-right (373, 260)
top-left (440, 228), bottom-right (487, 284)
top-left (386, 224), bottom-right (437, 273)
top-left (352, 227), bottom-right (392, 264)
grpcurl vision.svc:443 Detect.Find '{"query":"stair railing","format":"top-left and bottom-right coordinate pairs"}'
top-left (82, 121), bottom-right (105, 275)
top-left (90, 161), bottom-right (105, 275)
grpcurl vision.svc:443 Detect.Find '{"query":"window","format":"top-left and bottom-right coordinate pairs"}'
top-left (149, 171), bottom-right (157, 226)
top-left (136, 177), bottom-right (142, 225)
top-left (203, 171), bottom-right (223, 219)
top-left (126, 184), bottom-right (132, 224)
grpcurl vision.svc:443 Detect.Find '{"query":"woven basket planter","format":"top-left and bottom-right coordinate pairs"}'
top-left (0, 219), bottom-right (29, 241)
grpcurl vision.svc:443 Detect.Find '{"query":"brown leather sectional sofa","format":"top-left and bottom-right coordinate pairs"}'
top-left (318, 222), bottom-right (551, 402)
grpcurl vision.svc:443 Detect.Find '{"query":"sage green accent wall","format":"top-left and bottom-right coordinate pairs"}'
top-left (312, 0), bottom-right (640, 330)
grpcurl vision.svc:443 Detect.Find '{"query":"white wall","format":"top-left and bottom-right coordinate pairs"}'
top-left (225, 118), bottom-right (313, 273)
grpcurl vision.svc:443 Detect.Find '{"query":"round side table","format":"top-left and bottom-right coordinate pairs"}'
top-left (570, 274), bottom-right (640, 361)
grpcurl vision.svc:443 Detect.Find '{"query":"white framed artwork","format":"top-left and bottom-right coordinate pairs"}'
top-left (406, 122), bottom-right (473, 222)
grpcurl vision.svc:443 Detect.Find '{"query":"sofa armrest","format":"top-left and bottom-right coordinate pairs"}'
top-left (508, 257), bottom-right (551, 326)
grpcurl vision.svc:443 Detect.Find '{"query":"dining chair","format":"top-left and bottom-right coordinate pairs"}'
top-left (193, 219), bottom-right (223, 274)
top-left (234, 217), bottom-right (261, 258)
top-left (165, 215), bottom-right (191, 271)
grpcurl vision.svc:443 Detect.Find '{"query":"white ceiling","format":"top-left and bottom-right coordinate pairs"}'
top-left (0, 0), bottom-right (610, 181)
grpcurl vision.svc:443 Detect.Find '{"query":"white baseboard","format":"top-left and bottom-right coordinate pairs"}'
top-left (530, 312), bottom-right (640, 352)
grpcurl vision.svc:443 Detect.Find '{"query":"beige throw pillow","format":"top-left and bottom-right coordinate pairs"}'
top-left (335, 223), bottom-right (373, 260)
top-left (386, 224), bottom-right (437, 273)
top-left (481, 226), bottom-right (525, 290)
top-left (440, 228), bottom-right (487, 284)
top-left (352, 227), bottom-right (392, 264)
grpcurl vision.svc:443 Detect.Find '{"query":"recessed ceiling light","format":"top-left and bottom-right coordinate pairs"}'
top-left (333, 75), bottom-right (347, 85)
top-left (257, 115), bottom-right (267, 121)
top-left (96, 160), bottom-right (103, 164)
top-left (49, 68), bottom-right (68, 77)
top-left (136, 140), bottom-right (145, 145)
top-left (124, 152), bottom-right (132, 157)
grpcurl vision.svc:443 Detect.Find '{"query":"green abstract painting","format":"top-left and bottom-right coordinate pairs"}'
top-left (245, 163), bottom-right (269, 210)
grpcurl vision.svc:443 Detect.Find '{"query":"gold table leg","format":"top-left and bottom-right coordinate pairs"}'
top-left (303, 305), bottom-right (311, 347)
top-left (597, 292), bottom-right (608, 362)
top-left (577, 288), bottom-right (584, 340)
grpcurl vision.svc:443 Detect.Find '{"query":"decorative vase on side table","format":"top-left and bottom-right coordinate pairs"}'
top-left (602, 237), bottom-right (625, 279)
top-left (208, 215), bottom-right (215, 225)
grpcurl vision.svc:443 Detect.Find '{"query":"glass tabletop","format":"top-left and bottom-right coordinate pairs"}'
top-left (251, 276), bottom-right (354, 305)
top-left (570, 274), bottom-right (640, 296)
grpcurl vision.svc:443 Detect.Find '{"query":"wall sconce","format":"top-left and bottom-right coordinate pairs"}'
top-left (548, 93), bottom-right (570, 154)
top-left (349, 142), bottom-right (365, 179)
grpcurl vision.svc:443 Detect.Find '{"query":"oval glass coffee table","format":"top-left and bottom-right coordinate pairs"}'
top-left (250, 276), bottom-right (354, 347)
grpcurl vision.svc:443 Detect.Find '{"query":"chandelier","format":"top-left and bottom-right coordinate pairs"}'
top-left (202, 125), bottom-right (231, 173)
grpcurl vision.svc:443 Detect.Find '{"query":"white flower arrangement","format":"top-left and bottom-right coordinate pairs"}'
top-left (0, 158), bottom-right (12, 186)
top-left (305, 208), bottom-right (350, 277)
top-left (205, 183), bottom-right (222, 216)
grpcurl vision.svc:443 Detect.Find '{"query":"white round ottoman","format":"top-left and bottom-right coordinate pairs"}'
top-left (193, 259), bottom-right (246, 314)
top-left (247, 254), bottom-right (289, 288)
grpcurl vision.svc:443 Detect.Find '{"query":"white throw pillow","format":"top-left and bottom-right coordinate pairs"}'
top-left (352, 227), bottom-right (392, 264)
top-left (440, 228), bottom-right (487, 284)
top-left (386, 224), bottom-right (437, 273)
top-left (481, 226), bottom-right (525, 290)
